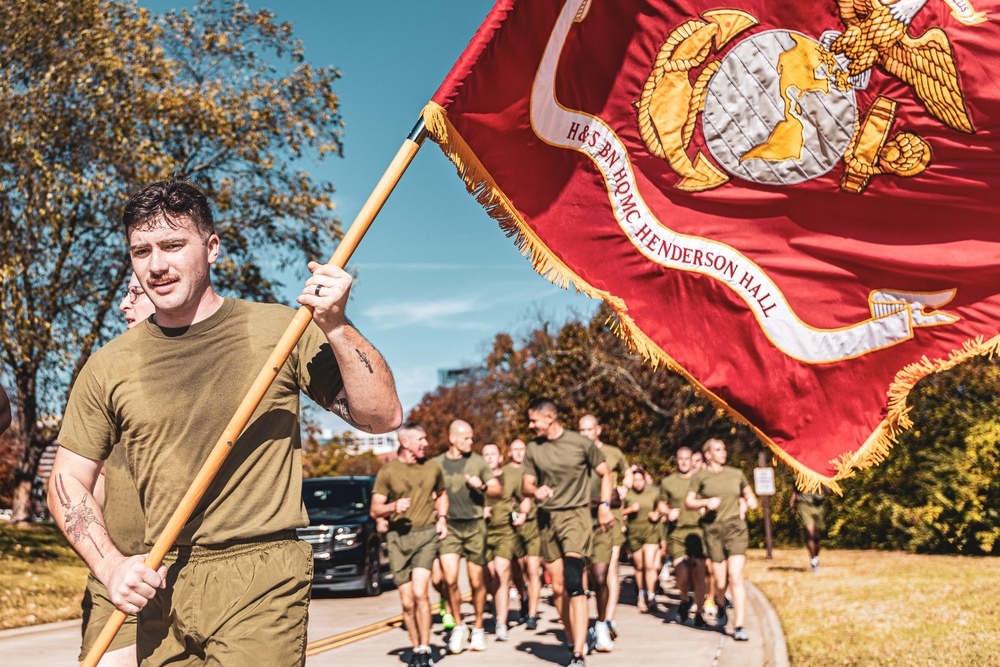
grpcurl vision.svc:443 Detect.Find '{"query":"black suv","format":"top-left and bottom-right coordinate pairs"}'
top-left (297, 476), bottom-right (388, 596)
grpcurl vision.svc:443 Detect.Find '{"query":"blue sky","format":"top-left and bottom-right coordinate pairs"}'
top-left (141, 1), bottom-right (598, 432)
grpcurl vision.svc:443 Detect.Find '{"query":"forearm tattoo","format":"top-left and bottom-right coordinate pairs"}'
top-left (55, 474), bottom-right (106, 558)
top-left (332, 396), bottom-right (372, 432)
top-left (355, 349), bottom-right (374, 374)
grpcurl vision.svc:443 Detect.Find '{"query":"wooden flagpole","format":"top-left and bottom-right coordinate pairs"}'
top-left (81, 118), bottom-right (429, 667)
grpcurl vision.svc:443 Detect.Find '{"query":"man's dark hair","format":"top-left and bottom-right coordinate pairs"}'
top-left (122, 179), bottom-right (215, 237)
top-left (399, 421), bottom-right (424, 433)
top-left (527, 397), bottom-right (558, 415)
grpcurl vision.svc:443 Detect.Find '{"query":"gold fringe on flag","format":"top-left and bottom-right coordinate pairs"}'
top-left (421, 100), bottom-right (999, 496)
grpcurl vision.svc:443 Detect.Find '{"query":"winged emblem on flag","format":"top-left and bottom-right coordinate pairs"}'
top-left (638, 0), bottom-right (979, 194)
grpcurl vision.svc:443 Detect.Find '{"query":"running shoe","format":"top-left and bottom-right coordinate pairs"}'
top-left (586, 625), bottom-right (596, 654)
top-left (733, 626), bottom-right (749, 641)
top-left (677, 599), bottom-right (692, 623)
top-left (568, 652), bottom-right (587, 667)
top-left (694, 612), bottom-right (707, 628)
top-left (448, 625), bottom-right (470, 654)
top-left (496, 624), bottom-right (510, 642)
top-left (810, 556), bottom-right (820, 573)
top-left (441, 613), bottom-right (456, 631)
top-left (636, 591), bottom-right (648, 613)
top-left (607, 619), bottom-right (619, 640)
top-left (408, 650), bottom-right (420, 667)
top-left (717, 604), bottom-right (728, 629)
top-left (525, 614), bottom-right (539, 631)
top-left (725, 594), bottom-right (733, 609)
top-left (702, 598), bottom-right (718, 623)
top-left (470, 627), bottom-right (488, 651)
top-left (594, 620), bottom-right (614, 652)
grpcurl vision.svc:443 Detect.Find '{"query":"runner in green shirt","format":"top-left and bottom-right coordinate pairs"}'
top-left (685, 438), bottom-right (758, 642)
top-left (505, 438), bottom-right (543, 630)
top-left (578, 413), bottom-right (627, 650)
top-left (481, 443), bottom-right (522, 642)
top-left (49, 179), bottom-right (402, 667)
top-left (371, 422), bottom-right (448, 666)
top-left (622, 467), bottom-right (662, 613)
top-left (521, 399), bottom-right (614, 667)
top-left (657, 446), bottom-right (707, 626)
top-left (790, 481), bottom-right (829, 573)
top-left (432, 419), bottom-right (501, 654)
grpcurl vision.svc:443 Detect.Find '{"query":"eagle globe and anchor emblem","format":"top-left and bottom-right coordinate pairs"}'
top-left (638, 0), bottom-right (980, 193)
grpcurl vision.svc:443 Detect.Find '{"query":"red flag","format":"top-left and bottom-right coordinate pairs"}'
top-left (423, 0), bottom-right (1000, 490)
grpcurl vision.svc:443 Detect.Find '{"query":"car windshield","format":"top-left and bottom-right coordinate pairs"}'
top-left (303, 483), bottom-right (367, 516)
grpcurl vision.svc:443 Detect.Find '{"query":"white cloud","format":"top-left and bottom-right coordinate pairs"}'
top-left (363, 297), bottom-right (488, 330)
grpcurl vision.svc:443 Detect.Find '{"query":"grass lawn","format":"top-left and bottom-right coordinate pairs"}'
top-left (746, 548), bottom-right (1000, 667)
top-left (0, 523), bottom-right (88, 630)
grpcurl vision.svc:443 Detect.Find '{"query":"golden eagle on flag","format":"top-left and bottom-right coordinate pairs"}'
top-left (422, 0), bottom-right (1000, 491)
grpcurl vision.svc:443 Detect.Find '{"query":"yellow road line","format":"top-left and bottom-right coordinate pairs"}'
top-left (305, 593), bottom-right (472, 657)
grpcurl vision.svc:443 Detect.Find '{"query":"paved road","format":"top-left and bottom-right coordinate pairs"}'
top-left (1, 566), bottom-right (774, 666)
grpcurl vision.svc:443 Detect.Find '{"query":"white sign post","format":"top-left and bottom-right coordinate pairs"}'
top-left (755, 456), bottom-right (775, 559)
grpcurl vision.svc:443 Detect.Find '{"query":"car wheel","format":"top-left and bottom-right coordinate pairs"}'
top-left (363, 543), bottom-right (381, 597)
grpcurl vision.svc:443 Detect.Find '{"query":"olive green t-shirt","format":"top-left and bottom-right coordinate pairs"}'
top-left (659, 473), bottom-right (701, 530)
top-left (690, 466), bottom-right (749, 525)
top-left (486, 463), bottom-right (523, 529)
top-left (58, 299), bottom-right (344, 547)
top-left (433, 451), bottom-right (494, 521)
top-left (626, 484), bottom-right (660, 528)
top-left (373, 458), bottom-right (445, 533)
top-left (589, 444), bottom-right (628, 500)
top-left (504, 462), bottom-right (536, 520)
top-left (523, 430), bottom-right (606, 511)
top-left (101, 443), bottom-right (145, 556)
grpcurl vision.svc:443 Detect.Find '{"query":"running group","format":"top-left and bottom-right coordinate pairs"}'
top-left (371, 399), bottom-right (760, 667)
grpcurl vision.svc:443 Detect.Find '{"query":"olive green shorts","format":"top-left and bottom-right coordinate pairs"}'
top-left (668, 526), bottom-right (706, 561)
top-left (702, 519), bottom-right (749, 563)
top-left (486, 525), bottom-right (524, 562)
top-left (80, 573), bottom-right (138, 660)
top-left (387, 525), bottom-right (439, 585)
top-left (626, 522), bottom-right (662, 554)
top-left (538, 507), bottom-right (592, 563)
top-left (138, 534), bottom-right (312, 666)
top-left (440, 518), bottom-right (488, 566)
top-left (516, 517), bottom-right (542, 558)
top-left (797, 502), bottom-right (826, 531)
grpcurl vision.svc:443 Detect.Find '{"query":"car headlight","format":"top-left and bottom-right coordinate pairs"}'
top-left (332, 525), bottom-right (363, 550)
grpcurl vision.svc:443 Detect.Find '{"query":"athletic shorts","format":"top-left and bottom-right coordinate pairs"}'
top-left (387, 525), bottom-right (439, 585)
top-left (138, 533), bottom-right (311, 666)
top-left (668, 526), bottom-right (706, 561)
top-left (538, 507), bottom-right (592, 563)
top-left (702, 519), bottom-right (749, 563)
top-left (516, 517), bottom-right (542, 558)
top-left (797, 502), bottom-right (826, 531)
top-left (440, 518), bottom-right (488, 566)
top-left (626, 522), bottom-right (662, 554)
top-left (486, 525), bottom-right (524, 562)
top-left (80, 573), bottom-right (138, 660)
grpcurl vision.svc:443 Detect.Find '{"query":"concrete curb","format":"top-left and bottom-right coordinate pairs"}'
top-left (745, 580), bottom-right (790, 667)
top-left (0, 619), bottom-right (79, 640)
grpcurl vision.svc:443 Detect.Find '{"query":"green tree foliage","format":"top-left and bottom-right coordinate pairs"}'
top-left (828, 356), bottom-right (1000, 555)
top-left (0, 0), bottom-right (343, 522)
top-left (409, 306), bottom-right (1000, 554)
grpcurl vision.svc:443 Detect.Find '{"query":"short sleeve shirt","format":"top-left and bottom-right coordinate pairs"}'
top-left (486, 464), bottom-right (523, 528)
top-left (589, 444), bottom-right (628, 499)
top-left (659, 473), bottom-right (701, 529)
top-left (690, 466), bottom-right (749, 525)
top-left (433, 451), bottom-right (494, 521)
top-left (373, 458), bottom-right (445, 532)
top-left (58, 299), bottom-right (344, 547)
top-left (522, 430), bottom-right (606, 511)
top-left (627, 484), bottom-right (661, 528)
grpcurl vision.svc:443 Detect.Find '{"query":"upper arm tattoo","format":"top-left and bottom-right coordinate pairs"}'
top-left (55, 473), bottom-right (107, 558)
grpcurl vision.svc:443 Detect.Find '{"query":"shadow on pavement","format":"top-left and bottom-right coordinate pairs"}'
top-left (514, 641), bottom-right (571, 665)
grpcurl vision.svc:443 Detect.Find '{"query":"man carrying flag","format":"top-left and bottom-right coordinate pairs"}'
top-left (49, 179), bottom-right (401, 666)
